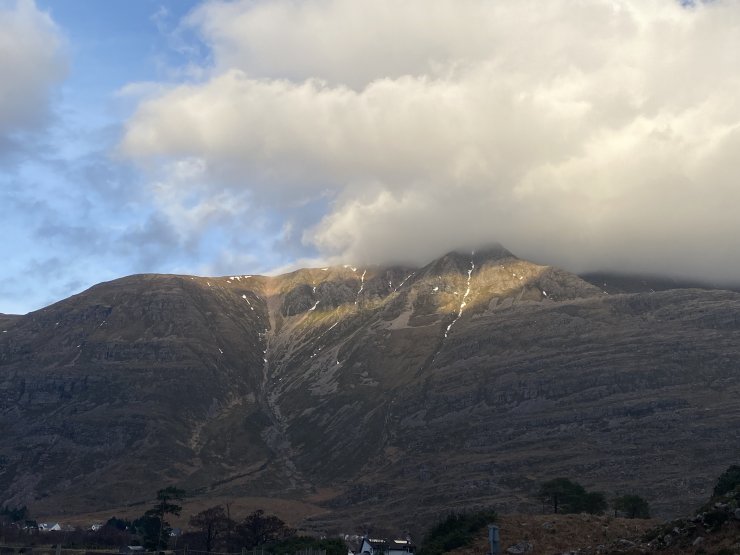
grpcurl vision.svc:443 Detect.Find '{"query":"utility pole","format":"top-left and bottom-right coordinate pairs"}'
top-left (487, 524), bottom-right (500, 555)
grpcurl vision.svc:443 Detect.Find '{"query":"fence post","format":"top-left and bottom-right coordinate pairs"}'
top-left (55, 545), bottom-right (61, 555)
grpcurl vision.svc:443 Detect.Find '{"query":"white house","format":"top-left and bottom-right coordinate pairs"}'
top-left (38, 522), bottom-right (62, 532)
top-left (357, 536), bottom-right (415, 555)
top-left (358, 537), bottom-right (387, 554)
top-left (388, 539), bottom-right (415, 555)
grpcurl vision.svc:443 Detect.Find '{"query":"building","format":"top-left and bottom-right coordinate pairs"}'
top-left (388, 539), bottom-right (415, 555)
top-left (357, 536), bottom-right (415, 555)
top-left (119, 546), bottom-right (146, 554)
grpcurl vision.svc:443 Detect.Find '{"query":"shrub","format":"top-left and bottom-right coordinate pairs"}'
top-left (613, 494), bottom-right (651, 519)
top-left (418, 509), bottom-right (497, 555)
top-left (702, 509), bottom-right (728, 529)
top-left (713, 465), bottom-right (740, 498)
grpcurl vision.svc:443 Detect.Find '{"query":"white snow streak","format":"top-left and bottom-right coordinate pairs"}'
top-left (309, 300), bottom-right (320, 311)
top-left (355, 269), bottom-right (366, 305)
top-left (394, 273), bottom-right (414, 292)
top-left (241, 294), bottom-right (255, 310)
top-left (444, 253), bottom-right (475, 338)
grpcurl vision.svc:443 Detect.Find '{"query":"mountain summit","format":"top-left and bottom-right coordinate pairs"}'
top-left (1, 247), bottom-right (740, 532)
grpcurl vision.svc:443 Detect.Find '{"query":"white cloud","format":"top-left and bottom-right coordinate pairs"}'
top-left (123, 0), bottom-right (740, 282)
top-left (0, 0), bottom-right (66, 142)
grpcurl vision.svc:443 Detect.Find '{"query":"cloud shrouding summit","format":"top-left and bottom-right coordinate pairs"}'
top-left (123, 0), bottom-right (740, 282)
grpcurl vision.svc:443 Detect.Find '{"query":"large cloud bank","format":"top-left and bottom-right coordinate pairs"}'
top-left (123, 0), bottom-right (740, 281)
top-left (0, 0), bottom-right (66, 150)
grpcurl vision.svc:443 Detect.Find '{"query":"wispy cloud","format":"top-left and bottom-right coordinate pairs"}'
top-left (0, 0), bottom-right (67, 151)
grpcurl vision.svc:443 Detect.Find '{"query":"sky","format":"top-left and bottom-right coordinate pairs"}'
top-left (2, 0), bottom-right (740, 314)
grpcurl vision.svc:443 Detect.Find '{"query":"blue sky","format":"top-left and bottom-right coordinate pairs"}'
top-left (1, 0), bottom-right (304, 314)
top-left (2, 0), bottom-right (740, 315)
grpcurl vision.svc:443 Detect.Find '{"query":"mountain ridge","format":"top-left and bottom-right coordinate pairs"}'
top-left (1, 246), bottom-right (739, 535)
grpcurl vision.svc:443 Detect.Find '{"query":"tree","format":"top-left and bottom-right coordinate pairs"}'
top-left (105, 517), bottom-right (131, 531)
top-left (417, 509), bottom-right (497, 555)
top-left (132, 515), bottom-right (163, 550)
top-left (189, 505), bottom-right (233, 553)
top-left (142, 487), bottom-right (186, 550)
top-left (235, 510), bottom-right (293, 548)
top-left (582, 491), bottom-right (608, 515)
top-left (713, 465), bottom-right (740, 498)
top-left (613, 494), bottom-right (650, 519)
top-left (0, 506), bottom-right (28, 522)
top-left (538, 478), bottom-right (587, 514)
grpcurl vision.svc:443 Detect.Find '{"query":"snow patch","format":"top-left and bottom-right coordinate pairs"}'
top-left (445, 253), bottom-right (475, 338)
top-left (394, 273), bottom-right (414, 292)
top-left (355, 269), bottom-right (366, 305)
top-left (241, 294), bottom-right (255, 310)
top-left (309, 300), bottom-right (320, 311)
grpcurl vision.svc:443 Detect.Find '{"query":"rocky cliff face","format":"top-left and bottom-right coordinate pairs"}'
top-left (1, 247), bottom-right (739, 533)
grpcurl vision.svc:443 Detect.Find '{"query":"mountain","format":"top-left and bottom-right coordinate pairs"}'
top-left (1, 245), bottom-right (740, 535)
top-left (579, 271), bottom-right (740, 295)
